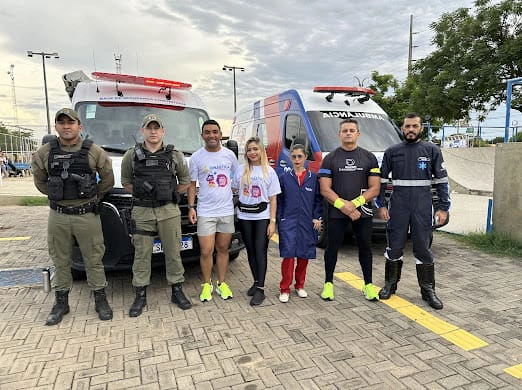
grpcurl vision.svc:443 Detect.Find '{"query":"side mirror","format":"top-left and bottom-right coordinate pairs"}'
top-left (41, 135), bottom-right (57, 145)
top-left (226, 139), bottom-right (239, 158)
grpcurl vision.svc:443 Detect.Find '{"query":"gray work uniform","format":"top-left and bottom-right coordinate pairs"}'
top-left (121, 145), bottom-right (190, 287)
top-left (31, 139), bottom-right (114, 291)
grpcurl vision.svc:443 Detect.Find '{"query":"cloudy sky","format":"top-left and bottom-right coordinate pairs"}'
top-left (0, 0), bottom-right (489, 139)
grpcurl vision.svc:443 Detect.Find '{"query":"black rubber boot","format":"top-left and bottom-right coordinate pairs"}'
top-left (94, 288), bottom-right (113, 321)
top-left (378, 260), bottom-right (403, 299)
top-left (45, 290), bottom-right (70, 326)
top-left (416, 263), bottom-right (443, 310)
top-left (129, 286), bottom-right (147, 317)
top-left (171, 283), bottom-right (192, 310)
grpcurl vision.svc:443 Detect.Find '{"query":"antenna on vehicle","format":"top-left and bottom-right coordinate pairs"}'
top-left (92, 50), bottom-right (99, 93)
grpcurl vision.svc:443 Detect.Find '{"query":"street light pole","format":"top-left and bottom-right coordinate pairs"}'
top-left (222, 65), bottom-right (245, 113)
top-left (27, 50), bottom-right (59, 134)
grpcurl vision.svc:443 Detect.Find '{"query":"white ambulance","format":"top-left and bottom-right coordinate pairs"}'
top-left (230, 86), bottom-right (402, 174)
top-left (230, 86), bottom-right (444, 246)
top-left (62, 71), bottom-right (243, 277)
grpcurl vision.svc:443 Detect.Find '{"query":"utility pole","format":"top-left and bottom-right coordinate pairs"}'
top-left (115, 53), bottom-right (122, 74)
top-left (407, 14), bottom-right (419, 76)
top-left (27, 50), bottom-right (59, 134)
top-left (7, 64), bottom-right (23, 161)
top-left (7, 65), bottom-right (18, 128)
top-left (222, 65), bottom-right (245, 113)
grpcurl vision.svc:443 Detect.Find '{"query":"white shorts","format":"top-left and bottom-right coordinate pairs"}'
top-left (197, 215), bottom-right (235, 236)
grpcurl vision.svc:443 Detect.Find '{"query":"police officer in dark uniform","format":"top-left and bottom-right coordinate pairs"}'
top-left (377, 112), bottom-right (450, 310)
top-left (121, 114), bottom-right (192, 316)
top-left (32, 108), bottom-right (114, 325)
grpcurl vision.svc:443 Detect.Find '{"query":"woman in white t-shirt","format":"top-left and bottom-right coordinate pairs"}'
top-left (233, 137), bottom-right (281, 306)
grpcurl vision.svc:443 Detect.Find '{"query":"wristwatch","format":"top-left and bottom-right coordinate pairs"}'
top-left (188, 204), bottom-right (196, 209)
top-left (270, 218), bottom-right (276, 223)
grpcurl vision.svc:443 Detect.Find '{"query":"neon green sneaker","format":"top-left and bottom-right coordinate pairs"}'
top-left (216, 281), bottom-right (233, 300)
top-left (363, 283), bottom-right (379, 301)
top-left (321, 282), bottom-right (334, 301)
top-left (200, 282), bottom-right (213, 302)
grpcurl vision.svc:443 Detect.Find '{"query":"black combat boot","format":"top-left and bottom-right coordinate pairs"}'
top-left (379, 259), bottom-right (403, 299)
top-left (93, 288), bottom-right (113, 321)
top-left (171, 283), bottom-right (192, 310)
top-left (45, 290), bottom-right (70, 326)
top-left (129, 286), bottom-right (147, 317)
top-left (378, 259), bottom-right (403, 299)
top-left (416, 263), bottom-right (443, 310)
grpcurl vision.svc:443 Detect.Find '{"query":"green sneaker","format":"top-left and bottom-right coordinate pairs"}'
top-left (216, 281), bottom-right (233, 300)
top-left (363, 283), bottom-right (379, 301)
top-left (200, 282), bottom-right (213, 302)
top-left (321, 282), bottom-right (334, 301)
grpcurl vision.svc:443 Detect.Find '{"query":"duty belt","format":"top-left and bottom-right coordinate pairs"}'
top-left (50, 200), bottom-right (97, 215)
top-left (133, 199), bottom-right (172, 208)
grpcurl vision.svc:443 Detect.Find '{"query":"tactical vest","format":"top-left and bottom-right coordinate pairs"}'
top-left (132, 144), bottom-right (176, 201)
top-left (47, 138), bottom-right (97, 201)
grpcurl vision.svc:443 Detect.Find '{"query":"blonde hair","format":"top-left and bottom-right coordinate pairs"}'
top-left (241, 137), bottom-right (269, 186)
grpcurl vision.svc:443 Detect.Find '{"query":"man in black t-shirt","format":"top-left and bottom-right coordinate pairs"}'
top-left (318, 118), bottom-right (381, 301)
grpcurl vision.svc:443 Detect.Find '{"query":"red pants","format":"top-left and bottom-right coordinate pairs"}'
top-left (280, 257), bottom-right (308, 293)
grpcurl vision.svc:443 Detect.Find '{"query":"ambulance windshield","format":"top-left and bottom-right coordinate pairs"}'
top-left (307, 111), bottom-right (402, 152)
top-left (75, 102), bottom-right (208, 153)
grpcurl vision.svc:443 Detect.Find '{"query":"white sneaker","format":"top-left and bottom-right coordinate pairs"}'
top-left (296, 289), bottom-right (308, 298)
top-left (279, 292), bottom-right (290, 303)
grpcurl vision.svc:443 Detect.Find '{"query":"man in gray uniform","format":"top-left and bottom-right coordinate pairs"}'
top-left (121, 113), bottom-right (192, 316)
top-left (32, 108), bottom-right (114, 325)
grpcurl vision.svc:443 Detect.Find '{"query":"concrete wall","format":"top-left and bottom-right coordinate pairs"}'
top-left (442, 147), bottom-right (495, 195)
top-left (492, 142), bottom-right (522, 242)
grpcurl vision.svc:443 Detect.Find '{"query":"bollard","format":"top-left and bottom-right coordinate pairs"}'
top-left (486, 198), bottom-right (493, 234)
top-left (42, 268), bottom-right (51, 292)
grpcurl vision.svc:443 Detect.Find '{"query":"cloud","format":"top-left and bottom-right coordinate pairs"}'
top-left (0, 0), bottom-right (475, 138)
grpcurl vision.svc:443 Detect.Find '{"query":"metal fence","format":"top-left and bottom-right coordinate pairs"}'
top-left (0, 132), bottom-right (38, 164)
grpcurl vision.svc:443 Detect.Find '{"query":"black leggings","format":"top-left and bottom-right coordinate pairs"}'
top-left (324, 217), bottom-right (373, 284)
top-left (239, 219), bottom-right (270, 287)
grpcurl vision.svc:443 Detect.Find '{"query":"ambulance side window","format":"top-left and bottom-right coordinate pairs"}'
top-left (256, 123), bottom-right (268, 148)
top-left (284, 114), bottom-right (313, 160)
top-left (284, 114), bottom-right (305, 149)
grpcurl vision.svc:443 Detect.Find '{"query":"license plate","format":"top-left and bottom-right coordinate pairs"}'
top-left (153, 236), bottom-right (193, 254)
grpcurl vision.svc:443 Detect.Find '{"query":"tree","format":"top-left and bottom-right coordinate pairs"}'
top-left (368, 71), bottom-right (443, 135)
top-left (410, 0), bottom-right (522, 123)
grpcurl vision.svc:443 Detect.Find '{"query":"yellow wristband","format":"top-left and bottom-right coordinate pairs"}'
top-left (334, 198), bottom-right (345, 209)
top-left (351, 195), bottom-right (366, 208)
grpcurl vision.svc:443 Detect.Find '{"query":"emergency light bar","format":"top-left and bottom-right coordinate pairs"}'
top-left (92, 72), bottom-right (192, 89)
top-left (313, 86), bottom-right (375, 95)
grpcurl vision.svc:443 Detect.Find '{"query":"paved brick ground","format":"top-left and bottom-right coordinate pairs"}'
top-left (0, 206), bottom-right (520, 389)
